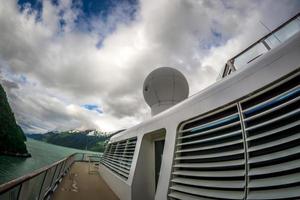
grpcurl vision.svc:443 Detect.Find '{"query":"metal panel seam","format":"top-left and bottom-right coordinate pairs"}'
top-left (237, 102), bottom-right (249, 200)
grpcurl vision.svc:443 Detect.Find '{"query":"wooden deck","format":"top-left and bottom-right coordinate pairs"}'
top-left (52, 162), bottom-right (118, 200)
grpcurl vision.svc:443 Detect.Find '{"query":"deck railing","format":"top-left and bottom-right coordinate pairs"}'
top-left (221, 12), bottom-right (300, 78)
top-left (0, 153), bottom-right (100, 200)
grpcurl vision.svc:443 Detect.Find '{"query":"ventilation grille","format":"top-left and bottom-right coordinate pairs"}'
top-left (101, 137), bottom-right (137, 180)
top-left (169, 71), bottom-right (300, 200)
top-left (169, 105), bottom-right (246, 200)
top-left (241, 73), bottom-right (300, 200)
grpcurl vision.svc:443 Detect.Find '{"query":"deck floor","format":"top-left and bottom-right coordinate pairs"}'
top-left (52, 162), bottom-right (119, 200)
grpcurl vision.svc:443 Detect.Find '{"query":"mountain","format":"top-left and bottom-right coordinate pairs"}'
top-left (26, 130), bottom-right (111, 152)
top-left (0, 83), bottom-right (30, 157)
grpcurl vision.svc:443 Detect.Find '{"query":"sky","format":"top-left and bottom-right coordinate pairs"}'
top-left (0, 0), bottom-right (299, 134)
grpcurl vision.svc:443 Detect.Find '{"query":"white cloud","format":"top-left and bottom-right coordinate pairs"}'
top-left (0, 0), bottom-right (299, 133)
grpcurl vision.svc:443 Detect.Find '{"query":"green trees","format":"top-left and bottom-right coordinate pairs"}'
top-left (0, 84), bottom-right (29, 156)
top-left (27, 131), bottom-right (109, 152)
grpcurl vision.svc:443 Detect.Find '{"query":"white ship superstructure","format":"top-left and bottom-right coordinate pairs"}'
top-left (99, 13), bottom-right (300, 200)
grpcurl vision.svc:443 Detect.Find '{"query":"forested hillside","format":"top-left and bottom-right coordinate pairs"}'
top-left (0, 83), bottom-right (29, 157)
top-left (27, 130), bottom-right (110, 152)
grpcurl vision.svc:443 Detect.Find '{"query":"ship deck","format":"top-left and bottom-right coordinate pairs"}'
top-left (52, 162), bottom-right (118, 200)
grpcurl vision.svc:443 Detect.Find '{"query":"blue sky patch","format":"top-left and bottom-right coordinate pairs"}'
top-left (17, 0), bottom-right (139, 45)
top-left (81, 103), bottom-right (102, 114)
top-left (19, 74), bottom-right (28, 85)
top-left (199, 26), bottom-right (227, 50)
top-left (17, 0), bottom-right (138, 23)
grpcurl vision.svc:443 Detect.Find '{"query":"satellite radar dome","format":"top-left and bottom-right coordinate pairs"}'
top-left (143, 67), bottom-right (189, 116)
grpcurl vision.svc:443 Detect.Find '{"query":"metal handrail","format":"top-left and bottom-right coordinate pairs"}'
top-left (0, 152), bottom-right (97, 200)
top-left (230, 12), bottom-right (300, 65)
top-left (221, 12), bottom-right (300, 78)
top-left (0, 153), bottom-right (75, 194)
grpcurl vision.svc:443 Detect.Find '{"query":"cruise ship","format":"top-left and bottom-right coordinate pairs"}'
top-left (0, 13), bottom-right (300, 200)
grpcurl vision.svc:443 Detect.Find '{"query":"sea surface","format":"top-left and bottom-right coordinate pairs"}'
top-left (0, 139), bottom-right (97, 185)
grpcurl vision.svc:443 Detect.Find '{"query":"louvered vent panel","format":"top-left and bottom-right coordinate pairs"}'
top-left (241, 72), bottom-right (300, 200)
top-left (101, 137), bottom-right (137, 180)
top-left (169, 105), bottom-right (246, 200)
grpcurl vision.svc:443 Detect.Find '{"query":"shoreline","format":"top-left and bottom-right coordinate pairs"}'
top-left (0, 151), bottom-right (31, 158)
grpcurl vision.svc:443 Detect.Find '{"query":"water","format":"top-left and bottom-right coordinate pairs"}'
top-left (0, 139), bottom-right (97, 185)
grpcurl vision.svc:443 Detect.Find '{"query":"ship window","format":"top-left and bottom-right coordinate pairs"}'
top-left (228, 16), bottom-right (300, 73)
top-left (234, 42), bottom-right (268, 69)
top-left (265, 18), bottom-right (300, 49)
top-left (155, 139), bottom-right (165, 190)
top-left (273, 18), bottom-right (300, 43)
top-left (265, 34), bottom-right (281, 49)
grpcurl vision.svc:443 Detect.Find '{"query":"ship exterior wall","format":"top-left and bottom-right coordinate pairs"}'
top-left (100, 31), bottom-right (300, 200)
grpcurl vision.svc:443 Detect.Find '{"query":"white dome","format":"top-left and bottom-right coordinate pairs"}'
top-left (143, 67), bottom-right (189, 116)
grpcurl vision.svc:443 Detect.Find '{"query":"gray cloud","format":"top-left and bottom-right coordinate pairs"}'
top-left (0, 0), bottom-right (299, 133)
top-left (1, 79), bottom-right (19, 90)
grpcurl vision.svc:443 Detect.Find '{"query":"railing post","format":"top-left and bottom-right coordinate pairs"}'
top-left (60, 161), bottom-right (66, 177)
top-left (38, 170), bottom-right (48, 200)
top-left (55, 162), bottom-right (63, 183)
top-left (262, 40), bottom-right (271, 50)
top-left (61, 160), bottom-right (67, 176)
top-left (49, 165), bottom-right (58, 189)
top-left (16, 184), bottom-right (22, 200)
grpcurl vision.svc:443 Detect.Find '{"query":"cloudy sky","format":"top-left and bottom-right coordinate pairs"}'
top-left (0, 0), bottom-right (299, 134)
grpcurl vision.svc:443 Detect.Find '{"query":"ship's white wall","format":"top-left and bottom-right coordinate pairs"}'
top-left (99, 165), bottom-right (131, 199)
top-left (154, 125), bottom-right (177, 200)
top-left (131, 132), bottom-right (156, 200)
top-left (100, 31), bottom-right (300, 200)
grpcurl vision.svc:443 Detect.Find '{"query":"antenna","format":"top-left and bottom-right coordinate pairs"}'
top-left (259, 20), bottom-right (281, 42)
